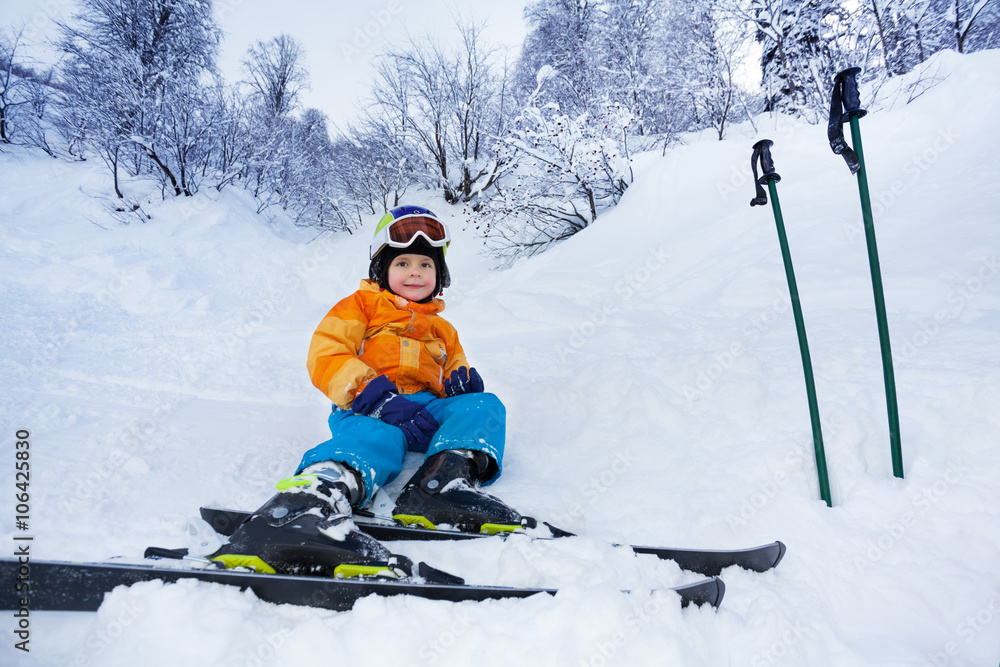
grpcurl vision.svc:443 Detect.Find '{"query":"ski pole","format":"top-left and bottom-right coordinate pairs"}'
top-left (828, 67), bottom-right (904, 480)
top-left (751, 140), bottom-right (832, 507)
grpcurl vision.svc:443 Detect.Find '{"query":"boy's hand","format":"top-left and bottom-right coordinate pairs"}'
top-left (444, 367), bottom-right (484, 397)
top-left (353, 376), bottom-right (439, 452)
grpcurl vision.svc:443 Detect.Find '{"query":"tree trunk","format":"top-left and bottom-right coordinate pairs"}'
top-left (955, 0), bottom-right (965, 53)
top-left (143, 144), bottom-right (182, 196)
top-left (112, 146), bottom-right (124, 199)
top-left (871, 0), bottom-right (896, 76)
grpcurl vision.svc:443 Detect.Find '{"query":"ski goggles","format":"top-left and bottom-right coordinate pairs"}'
top-left (370, 213), bottom-right (450, 259)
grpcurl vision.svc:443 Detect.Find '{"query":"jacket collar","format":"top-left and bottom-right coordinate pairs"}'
top-left (359, 279), bottom-right (445, 314)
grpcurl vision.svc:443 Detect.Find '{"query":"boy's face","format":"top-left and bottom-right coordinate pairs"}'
top-left (387, 253), bottom-right (437, 302)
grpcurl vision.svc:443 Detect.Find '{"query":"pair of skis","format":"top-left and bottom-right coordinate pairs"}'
top-left (0, 507), bottom-right (785, 613)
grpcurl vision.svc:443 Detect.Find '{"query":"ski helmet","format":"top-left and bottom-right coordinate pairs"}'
top-left (368, 205), bottom-right (451, 296)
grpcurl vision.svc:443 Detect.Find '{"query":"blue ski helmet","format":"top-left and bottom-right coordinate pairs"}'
top-left (368, 206), bottom-right (451, 295)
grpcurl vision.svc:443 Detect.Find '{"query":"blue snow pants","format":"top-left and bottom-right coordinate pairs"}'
top-left (296, 391), bottom-right (506, 506)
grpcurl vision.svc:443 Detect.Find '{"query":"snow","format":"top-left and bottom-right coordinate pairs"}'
top-left (4, 49), bottom-right (1000, 666)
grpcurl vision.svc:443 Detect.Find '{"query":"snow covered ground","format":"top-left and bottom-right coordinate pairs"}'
top-left (3, 50), bottom-right (1000, 666)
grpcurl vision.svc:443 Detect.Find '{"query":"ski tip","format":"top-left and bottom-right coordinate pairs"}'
top-left (712, 577), bottom-right (726, 608)
top-left (540, 521), bottom-right (576, 538)
top-left (677, 576), bottom-right (725, 609)
top-left (772, 541), bottom-right (787, 569)
top-left (415, 561), bottom-right (466, 586)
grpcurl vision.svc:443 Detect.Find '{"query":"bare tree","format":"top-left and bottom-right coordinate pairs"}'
top-left (56, 0), bottom-right (221, 198)
top-left (719, 0), bottom-right (849, 119)
top-left (951, 0), bottom-right (998, 52)
top-left (0, 25), bottom-right (30, 144)
top-left (241, 34), bottom-right (309, 119)
top-left (514, 0), bottom-right (600, 117)
top-left (367, 19), bottom-right (509, 203)
top-left (333, 114), bottom-right (412, 218)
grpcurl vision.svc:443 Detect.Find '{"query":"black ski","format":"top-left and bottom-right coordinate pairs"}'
top-left (200, 507), bottom-right (786, 578)
top-left (0, 558), bottom-right (724, 612)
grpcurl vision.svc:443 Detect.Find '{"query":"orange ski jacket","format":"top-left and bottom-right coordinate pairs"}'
top-left (307, 280), bottom-right (469, 409)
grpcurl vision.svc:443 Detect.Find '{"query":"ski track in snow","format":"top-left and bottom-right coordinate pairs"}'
top-left (3, 50), bottom-right (1000, 666)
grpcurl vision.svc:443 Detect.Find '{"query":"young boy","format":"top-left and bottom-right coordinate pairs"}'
top-left (213, 206), bottom-right (524, 577)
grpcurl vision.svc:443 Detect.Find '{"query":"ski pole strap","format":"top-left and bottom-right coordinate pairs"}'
top-left (828, 67), bottom-right (868, 174)
top-left (750, 139), bottom-right (780, 207)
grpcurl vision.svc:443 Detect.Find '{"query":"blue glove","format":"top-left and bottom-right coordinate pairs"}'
top-left (353, 376), bottom-right (440, 452)
top-left (444, 367), bottom-right (484, 397)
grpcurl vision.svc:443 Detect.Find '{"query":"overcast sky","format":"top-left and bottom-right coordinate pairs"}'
top-left (2, 0), bottom-right (532, 128)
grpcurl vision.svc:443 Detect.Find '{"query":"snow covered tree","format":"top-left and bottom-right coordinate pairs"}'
top-left (238, 35), bottom-right (313, 216)
top-left (867, 0), bottom-right (920, 75)
top-left (948, 0), bottom-right (1000, 52)
top-left (763, 0), bottom-right (845, 116)
top-left (513, 0), bottom-right (600, 117)
top-left (206, 83), bottom-right (256, 192)
top-left (595, 0), bottom-right (676, 138)
top-left (860, 0), bottom-right (999, 75)
top-left (720, 0), bottom-right (848, 118)
top-left (159, 77), bottom-right (224, 196)
top-left (902, 0), bottom-right (948, 62)
top-left (643, 0), bottom-right (757, 141)
top-left (470, 76), bottom-right (634, 265)
top-left (0, 24), bottom-right (57, 153)
top-left (685, 5), bottom-right (754, 139)
top-left (332, 114), bottom-right (412, 219)
top-left (276, 108), bottom-right (342, 229)
top-left (241, 34), bottom-right (309, 120)
top-left (513, 0), bottom-right (750, 143)
top-left (56, 0), bottom-right (221, 197)
top-left (0, 26), bottom-right (26, 144)
top-left (367, 20), bottom-right (508, 203)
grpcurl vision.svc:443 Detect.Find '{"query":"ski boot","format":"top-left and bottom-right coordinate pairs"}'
top-left (210, 463), bottom-right (410, 579)
top-left (392, 449), bottom-right (535, 534)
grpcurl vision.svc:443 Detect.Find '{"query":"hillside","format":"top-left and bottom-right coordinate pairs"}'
top-left (2, 49), bottom-right (999, 666)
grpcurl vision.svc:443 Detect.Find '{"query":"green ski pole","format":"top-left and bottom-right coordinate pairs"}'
top-left (751, 140), bottom-right (832, 507)
top-left (828, 67), bottom-right (904, 479)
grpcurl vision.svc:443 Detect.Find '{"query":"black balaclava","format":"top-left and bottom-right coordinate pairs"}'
top-left (369, 238), bottom-right (451, 302)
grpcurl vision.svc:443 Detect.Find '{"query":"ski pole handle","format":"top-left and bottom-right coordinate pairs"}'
top-left (750, 139), bottom-right (781, 207)
top-left (828, 67), bottom-right (867, 174)
top-left (836, 67), bottom-right (867, 120)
